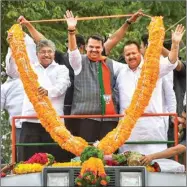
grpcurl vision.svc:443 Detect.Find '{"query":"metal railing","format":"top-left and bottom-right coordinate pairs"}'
top-left (11, 113), bottom-right (179, 163)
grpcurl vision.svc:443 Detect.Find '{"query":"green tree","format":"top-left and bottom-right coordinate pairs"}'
top-left (2, 0), bottom-right (186, 64)
top-left (1, 111), bottom-right (11, 164)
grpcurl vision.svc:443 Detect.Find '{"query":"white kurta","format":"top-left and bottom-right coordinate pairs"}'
top-left (117, 57), bottom-right (178, 155)
top-left (6, 34), bottom-right (71, 124)
top-left (1, 78), bottom-right (24, 128)
top-left (21, 61), bottom-right (71, 123)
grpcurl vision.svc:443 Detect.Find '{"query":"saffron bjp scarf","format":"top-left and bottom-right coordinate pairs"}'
top-left (89, 56), bottom-right (116, 115)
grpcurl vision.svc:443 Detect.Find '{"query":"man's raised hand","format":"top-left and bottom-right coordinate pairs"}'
top-left (171, 24), bottom-right (185, 45)
top-left (64, 10), bottom-right (77, 30)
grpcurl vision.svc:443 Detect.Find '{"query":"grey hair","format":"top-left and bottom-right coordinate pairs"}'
top-left (36, 39), bottom-right (56, 53)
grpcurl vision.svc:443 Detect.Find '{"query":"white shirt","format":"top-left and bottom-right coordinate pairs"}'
top-left (1, 78), bottom-right (24, 128)
top-left (162, 71), bottom-right (176, 135)
top-left (117, 57), bottom-right (178, 155)
top-left (162, 71), bottom-right (176, 113)
top-left (6, 34), bottom-right (70, 123)
top-left (68, 48), bottom-right (124, 76)
top-left (22, 61), bottom-right (71, 123)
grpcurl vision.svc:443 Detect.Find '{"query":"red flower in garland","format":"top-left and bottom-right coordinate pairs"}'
top-left (24, 153), bottom-right (54, 165)
top-left (1, 172), bottom-right (6, 177)
top-left (152, 162), bottom-right (161, 172)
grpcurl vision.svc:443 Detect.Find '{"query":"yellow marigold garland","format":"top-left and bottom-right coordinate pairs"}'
top-left (8, 24), bottom-right (88, 156)
top-left (13, 162), bottom-right (81, 174)
top-left (52, 162), bottom-right (81, 167)
top-left (9, 17), bottom-right (164, 179)
top-left (97, 16), bottom-right (165, 154)
top-left (13, 163), bottom-right (44, 174)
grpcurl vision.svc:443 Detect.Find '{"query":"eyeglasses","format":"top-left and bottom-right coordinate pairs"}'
top-left (39, 50), bottom-right (54, 55)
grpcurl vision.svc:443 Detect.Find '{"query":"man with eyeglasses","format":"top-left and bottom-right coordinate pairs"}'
top-left (116, 24), bottom-right (185, 156)
top-left (6, 39), bottom-right (71, 162)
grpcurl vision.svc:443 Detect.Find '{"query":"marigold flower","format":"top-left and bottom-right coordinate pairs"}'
top-left (8, 24), bottom-right (88, 156)
top-left (98, 16), bottom-right (165, 155)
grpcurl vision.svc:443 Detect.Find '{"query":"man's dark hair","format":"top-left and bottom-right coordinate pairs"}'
top-left (76, 34), bottom-right (85, 48)
top-left (86, 34), bottom-right (104, 46)
top-left (66, 34), bottom-right (85, 48)
top-left (141, 34), bottom-right (148, 47)
top-left (163, 40), bottom-right (172, 50)
top-left (124, 40), bottom-right (141, 51)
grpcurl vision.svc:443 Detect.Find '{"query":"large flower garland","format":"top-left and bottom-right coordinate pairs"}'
top-left (8, 25), bottom-right (88, 156)
top-left (97, 16), bottom-right (165, 154)
top-left (8, 16), bottom-right (164, 185)
top-left (8, 16), bottom-right (164, 156)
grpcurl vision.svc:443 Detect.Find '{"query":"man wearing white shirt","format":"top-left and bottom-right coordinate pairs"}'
top-left (7, 39), bottom-right (71, 162)
top-left (118, 24), bottom-right (184, 155)
top-left (1, 78), bottom-right (24, 142)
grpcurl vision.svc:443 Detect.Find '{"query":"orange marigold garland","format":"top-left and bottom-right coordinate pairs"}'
top-left (52, 162), bottom-right (81, 167)
top-left (9, 17), bottom-right (164, 183)
top-left (76, 157), bottom-right (110, 187)
top-left (97, 16), bottom-right (165, 154)
top-left (8, 24), bottom-right (88, 156)
top-left (8, 17), bottom-right (164, 156)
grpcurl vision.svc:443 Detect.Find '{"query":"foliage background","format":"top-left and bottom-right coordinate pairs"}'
top-left (1, 0), bottom-right (186, 164)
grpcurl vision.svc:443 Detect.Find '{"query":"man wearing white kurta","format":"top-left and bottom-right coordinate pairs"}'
top-left (7, 38), bottom-right (70, 162)
top-left (118, 24), bottom-right (184, 155)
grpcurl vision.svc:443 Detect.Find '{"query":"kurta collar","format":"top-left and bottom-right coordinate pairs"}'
top-left (34, 60), bottom-right (57, 68)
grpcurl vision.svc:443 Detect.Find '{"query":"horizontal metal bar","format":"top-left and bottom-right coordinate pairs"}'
top-left (12, 113), bottom-right (178, 120)
top-left (16, 141), bottom-right (175, 146)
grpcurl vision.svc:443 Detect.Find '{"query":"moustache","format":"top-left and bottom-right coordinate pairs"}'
top-left (42, 57), bottom-right (51, 59)
top-left (129, 58), bottom-right (136, 61)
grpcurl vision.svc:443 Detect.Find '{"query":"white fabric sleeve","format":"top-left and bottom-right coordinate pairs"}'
top-left (47, 65), bottom-right (71, 97)
top-left (159, 57), bottom-right (178, 78)
top-left (24, 33), bottom-right (38, 65)
top-left (112, 60), bottom-right (126, 76)
top-left (68, 48), bottom-right (82, 75)
top-left (5, 48), bottom-right (20, 78)
top-left (162, 73), bottom-right (176, 113)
